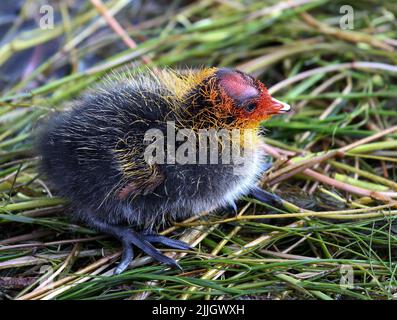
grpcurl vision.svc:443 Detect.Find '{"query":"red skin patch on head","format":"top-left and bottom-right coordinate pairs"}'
top-left (219, 73), bottom-right (259, 101)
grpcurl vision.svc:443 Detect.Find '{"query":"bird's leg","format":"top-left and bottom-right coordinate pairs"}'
top-left (84, 216), bottom-right (189, 275)
top-left (249, 186), bottom-right (283, 206)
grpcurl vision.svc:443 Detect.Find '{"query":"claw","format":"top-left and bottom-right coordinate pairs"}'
top-left (114, 242), bottom-right (134, 275)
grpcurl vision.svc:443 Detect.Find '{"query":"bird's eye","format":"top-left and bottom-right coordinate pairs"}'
top-left (243, 101), bottom-right (257, 113)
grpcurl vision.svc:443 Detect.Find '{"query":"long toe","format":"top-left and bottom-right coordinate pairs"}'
top-left (127, 231), bottom-right (183, 270)
top-left (142, 234), bottom-right (192, 250)
top-left (114, 241), bottom-right (134, 275)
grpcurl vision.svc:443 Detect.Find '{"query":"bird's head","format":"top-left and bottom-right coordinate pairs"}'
top-left (209, 68), bottom-right (290, 128)
top-left (157, 67), bottom-right (290, 129)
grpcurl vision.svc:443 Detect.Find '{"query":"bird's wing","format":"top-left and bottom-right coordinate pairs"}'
top-left (117, 164), bottom-right (165, 199)
top-left (114, 134), bottom-right (165, 200)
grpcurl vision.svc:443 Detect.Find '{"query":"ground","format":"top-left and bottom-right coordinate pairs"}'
top-left (0, 0), bottom-right (397, 300)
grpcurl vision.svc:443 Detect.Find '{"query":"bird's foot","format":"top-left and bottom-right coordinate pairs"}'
top-left (249, 187), bottom-right (283, 206)
top-left (114, 231), bottom-right (191, 275)
top-left (83, 217), bottom-right (191, 275)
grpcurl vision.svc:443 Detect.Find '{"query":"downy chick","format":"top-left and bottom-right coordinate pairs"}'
top-left (38, 67), bottom-right (290, 274)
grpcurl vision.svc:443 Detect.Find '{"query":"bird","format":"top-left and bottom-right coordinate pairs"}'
top-left (37, 67), bottom-right (290, 274)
